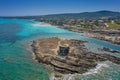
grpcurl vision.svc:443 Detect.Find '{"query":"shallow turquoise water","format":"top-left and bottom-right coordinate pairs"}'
top-left (0, 18), bottom-right (120, 80)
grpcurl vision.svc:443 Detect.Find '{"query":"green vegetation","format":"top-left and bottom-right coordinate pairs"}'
top-left (115, 19), bottom-right (120, 25)
top-left (108, 23), bottom-right (119, 29)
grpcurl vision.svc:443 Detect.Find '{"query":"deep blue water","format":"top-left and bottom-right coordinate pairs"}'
top-left (0, 23), bottom-right (23, 44)
top-left (0, 18), bottom-right (120, 80)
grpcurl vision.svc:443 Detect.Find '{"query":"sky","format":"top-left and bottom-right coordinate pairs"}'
top-left (0, 0), bottom-right (120, 16)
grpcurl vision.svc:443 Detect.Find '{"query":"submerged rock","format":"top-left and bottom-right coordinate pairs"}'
top-left (3, 57), bottom-right (14, 62)
top-left (101, 47), bottom-right (120, 53)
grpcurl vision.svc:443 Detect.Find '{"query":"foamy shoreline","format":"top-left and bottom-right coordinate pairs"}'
top-left (49, 61), bottom-right (110, 80)
top-left (83, 61), bottom-right (109, 75)
top-left (32, 22), bottom-right (52, 27)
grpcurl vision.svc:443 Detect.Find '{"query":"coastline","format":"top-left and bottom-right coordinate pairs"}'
top-left (26, 20), bottom-right (120, 79)
top-left (41, 22), bottom-right (120, 46)
top-left (31, 37), bottom-right (120, 79)
top-left (58, 26), bottom-right (120, 46)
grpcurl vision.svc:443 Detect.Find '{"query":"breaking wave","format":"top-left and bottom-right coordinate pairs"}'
top-left (83, 61), bottom-right (109, 75)
top-left (50, 61), bottom-right (109, 80)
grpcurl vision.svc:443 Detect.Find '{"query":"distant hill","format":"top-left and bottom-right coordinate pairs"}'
top-left (41, 10), bottom-right (120, 19)
top-left (1, 10), bottom-right (120, 20)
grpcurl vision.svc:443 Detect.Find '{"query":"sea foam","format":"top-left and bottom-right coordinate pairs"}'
top-left (50, 62), bottom-right (109, 80)
top-left (83, 61), bottom-right (109, 75)
top-left (31, 23), bottom-right (51, 27)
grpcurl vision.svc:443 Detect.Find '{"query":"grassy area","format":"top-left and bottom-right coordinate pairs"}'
top-left (107, 23), bottom-right (119, 29)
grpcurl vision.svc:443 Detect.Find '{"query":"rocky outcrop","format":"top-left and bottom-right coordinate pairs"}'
top-left (87, 31), bottom-right (120, 45)
top-left (58, 26), bottom-right (120, 45)
top-left (100, 47), bottom-right (120, 53)
top-left (31, 37), bottom-right (120, 74)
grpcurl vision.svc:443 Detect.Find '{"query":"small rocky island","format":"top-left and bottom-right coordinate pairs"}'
top-left (31, 37), bottom-right (120, 74)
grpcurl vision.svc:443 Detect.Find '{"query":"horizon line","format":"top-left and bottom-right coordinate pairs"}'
top-left (0, 10), bottom-right (120, 17)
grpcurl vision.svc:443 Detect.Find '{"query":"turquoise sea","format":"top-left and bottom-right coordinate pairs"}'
top-left (0, 19), bottom-right (120, 80)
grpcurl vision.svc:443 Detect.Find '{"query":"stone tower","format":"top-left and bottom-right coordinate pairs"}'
top-left (58, 46), bottom-right (69, 56)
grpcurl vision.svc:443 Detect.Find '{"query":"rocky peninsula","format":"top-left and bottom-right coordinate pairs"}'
top-left (64, 27), bottom-right (120, 45)
top-left (86, 30), bottom-right (120, 45)
top-left (31, 37), bottom-right (120, 74)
